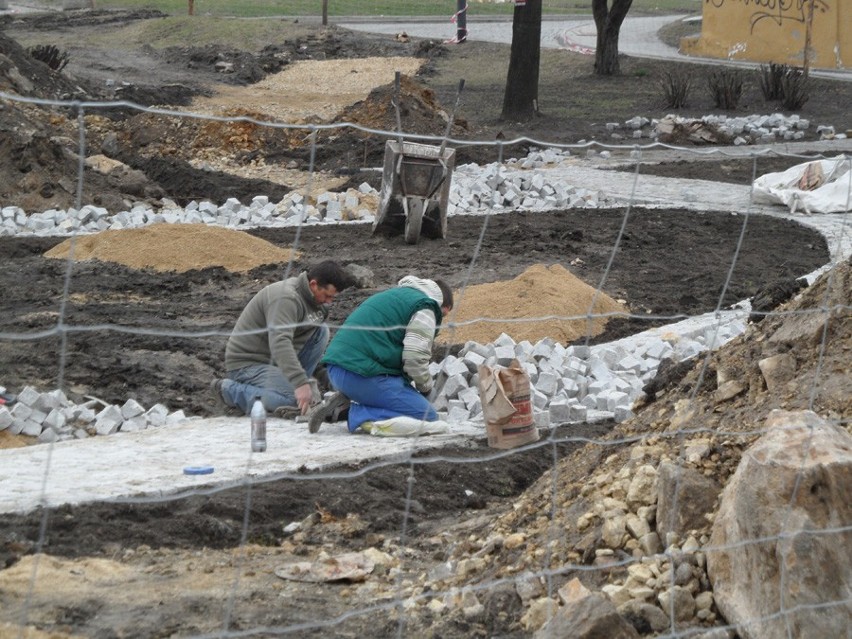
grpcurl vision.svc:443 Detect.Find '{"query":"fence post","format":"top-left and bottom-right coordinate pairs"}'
top-left (456, 0), bottom-right (467, 43)
top-left (322, 0), bottom-right (328, 26)
top-left (802, 0), bottom-right (815, 77)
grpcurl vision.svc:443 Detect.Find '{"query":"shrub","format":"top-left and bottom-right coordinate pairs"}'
top-left (708, 68), bottom-right (744, 110)
top-left (780, 67), bottom-right (810, 110)
top-left (27, 44), bottom-right (70, 72)
top-left (660, 70), bottom-right (692, 108)
top-left (758, 62), bottom-right (788, 101)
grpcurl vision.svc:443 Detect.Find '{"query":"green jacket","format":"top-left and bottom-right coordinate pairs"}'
top-left (322, 285), bottom-right (441, 384)
top-left (225, 272), bottom-right (327, 388)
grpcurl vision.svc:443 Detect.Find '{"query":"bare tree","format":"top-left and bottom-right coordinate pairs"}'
top-left (501, 0), bottom-right (542, 121)
top-left (593, 0), bottom-right (633, 75)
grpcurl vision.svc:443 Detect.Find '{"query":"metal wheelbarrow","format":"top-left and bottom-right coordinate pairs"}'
top-left (372, 76), bottom-right (463, 244)
top-left (374, 140), bottom-right (456, 244)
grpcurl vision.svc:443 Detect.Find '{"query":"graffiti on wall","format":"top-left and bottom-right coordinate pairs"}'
top-left (706, 0), bottom-right (830, 32)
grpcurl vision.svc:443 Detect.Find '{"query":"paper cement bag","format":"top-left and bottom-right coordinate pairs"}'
top-left (478, 359), bottom-right (539, 449)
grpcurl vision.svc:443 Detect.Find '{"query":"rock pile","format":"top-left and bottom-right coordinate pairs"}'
top-left (0, 385), bottom-right (188, 443)
top-left (605, 113), bottom-right (846, 145)
top-left (0, 186), bottom-right (379, 237)
top-left (408, 433), bottom-right (728, 637)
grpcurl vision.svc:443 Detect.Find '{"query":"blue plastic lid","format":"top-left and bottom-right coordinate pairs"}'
top-left (183, 466), bottom-right (214, 475)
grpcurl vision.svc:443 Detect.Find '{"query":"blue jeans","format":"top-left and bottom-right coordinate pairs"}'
top-left (326, 364), bottom-right (438, 433)
top-left (222, 325), bottom-right (328, 414)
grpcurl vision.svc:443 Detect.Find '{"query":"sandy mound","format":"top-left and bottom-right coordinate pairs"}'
top-left (44, 224), bottom-right (297, 273)
top-left (441, 264), bottom-right (629, 345)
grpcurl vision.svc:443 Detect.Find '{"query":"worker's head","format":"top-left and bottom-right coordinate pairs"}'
top-left (434, 279), bottom-right (453, 316)
top-left (306, 261), bottom-right (353, 305)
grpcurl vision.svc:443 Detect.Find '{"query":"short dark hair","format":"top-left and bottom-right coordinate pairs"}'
top-left (307, 261), bottom-right (353, 291)
top-left (435, 279), bottom-right (453, 310)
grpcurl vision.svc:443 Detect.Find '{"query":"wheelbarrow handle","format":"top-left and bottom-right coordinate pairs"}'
top-left (438, 78), bottom-right (465, 159)
top-left (393, 71), bottom-right (404, 147)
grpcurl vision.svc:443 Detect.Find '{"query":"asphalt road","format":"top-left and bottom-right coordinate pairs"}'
top-left (339, 14), bottom-right (851, 82)
top-left (340, 14), bottom-right (679, 58)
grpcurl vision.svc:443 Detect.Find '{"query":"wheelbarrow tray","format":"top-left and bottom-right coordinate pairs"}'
top-left (373, 140), bottom-right (456, 242)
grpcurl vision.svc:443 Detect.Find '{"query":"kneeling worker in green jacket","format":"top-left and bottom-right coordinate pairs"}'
top-left (309, 275), bottom-right (453, 434)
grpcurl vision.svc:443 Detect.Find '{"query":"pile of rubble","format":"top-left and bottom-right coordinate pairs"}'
top-left (608, 112), bottom-right (845, 146)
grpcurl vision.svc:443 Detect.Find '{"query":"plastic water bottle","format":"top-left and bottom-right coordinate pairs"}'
top-left (250, 396), bottom-right (267, 452)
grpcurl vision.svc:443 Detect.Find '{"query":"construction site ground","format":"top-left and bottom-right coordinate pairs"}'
top-left (0, 9), bottom-right (850, 639)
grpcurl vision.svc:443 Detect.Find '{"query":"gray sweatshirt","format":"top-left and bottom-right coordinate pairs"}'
top-left (225, 272), bottom-right (327, 388)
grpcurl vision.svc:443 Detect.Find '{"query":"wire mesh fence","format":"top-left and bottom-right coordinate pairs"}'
top-left (0, 6), bottom-right (850, 633)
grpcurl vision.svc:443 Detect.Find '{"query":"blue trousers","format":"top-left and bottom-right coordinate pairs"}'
top-left (326, 364), bottom-right (438, 433)
top-left (222, 325), bottom-right (328, 414)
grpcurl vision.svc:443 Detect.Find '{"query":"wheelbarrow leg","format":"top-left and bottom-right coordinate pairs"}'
top-left (404, 196), bottom-right (427, 244)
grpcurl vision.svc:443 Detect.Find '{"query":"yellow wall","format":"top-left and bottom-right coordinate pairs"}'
top-left (681, 0), bottom-right (848, 70)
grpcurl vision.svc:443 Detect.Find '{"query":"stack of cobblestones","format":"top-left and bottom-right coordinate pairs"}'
top-left (0, 149), bottom-right (607, 237)
top-left (0, 384), bottom-right (188, 443)
top-left (431, 306), bottom-right (748, 427)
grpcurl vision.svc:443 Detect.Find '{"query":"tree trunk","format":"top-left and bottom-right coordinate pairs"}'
top-left (592, 0), bottom-right (634, 76)
top-left (501, 0), bottom-right (542, 121)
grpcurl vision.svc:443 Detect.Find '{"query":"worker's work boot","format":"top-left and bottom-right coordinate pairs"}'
top-left (272, 405), bottom-right (301, 419)
top-left (210, 379), bottom-right (242, 416)
top-left (307, 392), bottom-right (350, 434)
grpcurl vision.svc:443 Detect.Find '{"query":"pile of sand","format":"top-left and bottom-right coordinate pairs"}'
top-left (440, 264), bottom-right (629, 346)
top-left (45, 224), bottom-right (297, 273)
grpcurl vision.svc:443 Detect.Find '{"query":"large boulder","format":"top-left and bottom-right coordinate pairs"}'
top-left (707, 410), bottom-right (852, 639)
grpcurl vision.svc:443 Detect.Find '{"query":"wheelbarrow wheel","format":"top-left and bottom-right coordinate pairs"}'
top-left (404, 197), bottom-right (426, 244)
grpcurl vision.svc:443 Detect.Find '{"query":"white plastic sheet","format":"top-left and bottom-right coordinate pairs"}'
top-left (360, 416), bottom-right (450, 437)
top-left (753, 156), bottom-right (851, 214)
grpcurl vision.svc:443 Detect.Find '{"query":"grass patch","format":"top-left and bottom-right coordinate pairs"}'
top-left (115, 15), bottom-right (319, 49)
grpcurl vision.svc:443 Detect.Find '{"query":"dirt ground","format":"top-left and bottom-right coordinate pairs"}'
top-left (0, 8), bottom-right (849, 639)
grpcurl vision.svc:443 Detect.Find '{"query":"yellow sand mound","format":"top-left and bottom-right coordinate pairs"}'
top-left (440, 264), bottom-right (629, 345)
top-left (45, 224), bottom-right (297, 273)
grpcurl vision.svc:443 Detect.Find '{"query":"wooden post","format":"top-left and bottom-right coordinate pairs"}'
top-left (188, 0), bottom-right (194, 16)
top-left (322, 0), bottom-right (328, 26)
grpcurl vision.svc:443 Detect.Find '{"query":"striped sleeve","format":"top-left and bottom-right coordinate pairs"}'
top-left (402, 308), bottom-right (438, 392)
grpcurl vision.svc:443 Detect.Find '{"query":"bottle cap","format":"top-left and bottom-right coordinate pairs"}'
top-left (183, 466), bottom-right (214, 475)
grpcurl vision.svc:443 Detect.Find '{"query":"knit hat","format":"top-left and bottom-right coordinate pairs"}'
top-left (397, 275), bottom-right (443, 304)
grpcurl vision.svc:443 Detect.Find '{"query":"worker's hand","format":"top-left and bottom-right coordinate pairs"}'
top-left (295, 383), bottom-right (314, 415)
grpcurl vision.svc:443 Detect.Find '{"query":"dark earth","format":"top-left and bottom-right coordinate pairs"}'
top-left (0, 7), bottom-right (847, 638)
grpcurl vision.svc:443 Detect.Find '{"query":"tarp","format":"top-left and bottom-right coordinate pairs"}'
top-left (753, 156), bottom-right (852, 215)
